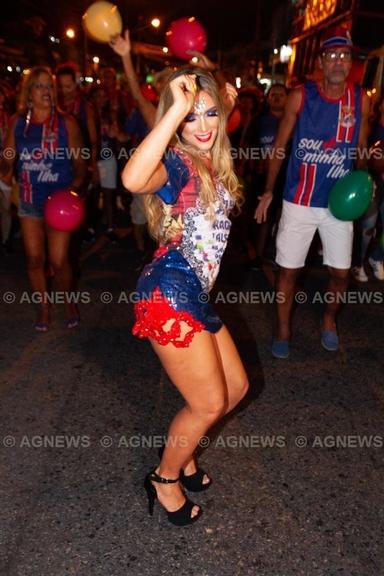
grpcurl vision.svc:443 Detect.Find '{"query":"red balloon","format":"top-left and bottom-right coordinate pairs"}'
top-left (140, 83), bottom-right (158, 103)
top-left (166, 17), bottom-right (207, 61)
top-left (44, 190), bottom-right (85, 232)
top-left (227, 107), bottom-right (241, 133)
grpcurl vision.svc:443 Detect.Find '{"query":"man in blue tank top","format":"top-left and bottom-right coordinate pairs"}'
top-left (255, 26), bottom-right (370, 358)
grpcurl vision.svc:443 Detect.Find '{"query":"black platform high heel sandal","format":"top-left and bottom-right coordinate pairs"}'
top-left (158, 446), bottom-right (212, 493)
top-left (144, 469), bottom-right (202, 526)
top-left (180, 467), bottom-right (212, 492)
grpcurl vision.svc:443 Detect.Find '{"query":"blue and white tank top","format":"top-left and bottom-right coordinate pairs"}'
top-left (284, 81), bottom-right (362, 208)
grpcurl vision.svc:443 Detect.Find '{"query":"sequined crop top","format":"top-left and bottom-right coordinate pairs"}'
top-left (155, 148), bottom-right (234, 291)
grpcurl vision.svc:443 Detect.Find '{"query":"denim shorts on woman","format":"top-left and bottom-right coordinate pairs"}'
top-left (18, 200), bottom-right (45, 219)
top-left (133, 247), bottom-right (222, 347)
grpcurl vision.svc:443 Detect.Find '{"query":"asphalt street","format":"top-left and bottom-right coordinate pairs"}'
top-left (1, 235), bottom-right (383, 576)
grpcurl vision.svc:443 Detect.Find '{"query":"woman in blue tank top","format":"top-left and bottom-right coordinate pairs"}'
top-left (0, 67), bottom-right (87, 331)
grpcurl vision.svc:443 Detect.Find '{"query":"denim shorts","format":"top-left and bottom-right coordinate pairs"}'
top-left (130, 194), bottom-right (147, 225)
top-left (18, 200), bottom-right (44, 219)
top-left (133, 248), bottom-right (222, 347)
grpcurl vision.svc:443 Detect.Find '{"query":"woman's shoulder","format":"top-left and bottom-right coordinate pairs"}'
top-left (167, 146), bottom-right (200, 178)
top-left (166, 145), bottom-right (191, 165)
top-left (156, 147), bottom-right (193, 204)
top-left (11, 114), bottom-right (28, 141)
top-left (10, 113), bottom-right (23, 129)
top-left (163, 146), bottom-right (194, 179)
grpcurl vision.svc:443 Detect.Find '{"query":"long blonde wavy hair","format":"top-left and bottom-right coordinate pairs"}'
top-left (144, 68), bottom-right (242, 243)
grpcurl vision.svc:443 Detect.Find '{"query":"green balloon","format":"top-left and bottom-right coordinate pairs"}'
top-left (328, 171), bottom-right (373, 221)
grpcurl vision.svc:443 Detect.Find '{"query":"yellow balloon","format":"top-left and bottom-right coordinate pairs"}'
top-left (83, 1), bottom-right (122, 43)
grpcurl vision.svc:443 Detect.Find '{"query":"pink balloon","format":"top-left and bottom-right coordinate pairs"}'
top-left (44, 190), bottom-right (85, 232)
top-left (166, 17), bottom-right (207, 60)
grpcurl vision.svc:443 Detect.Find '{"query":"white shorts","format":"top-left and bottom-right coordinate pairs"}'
top-left (130, 194), bottom-right (147, 225)
top-left (276, 200), bottom-right (353, 269)
top-left (97, 157), bottom-right (117, 189)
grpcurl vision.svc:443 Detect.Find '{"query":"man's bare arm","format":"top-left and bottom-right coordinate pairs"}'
top-left (255, 88), bottom-right (302, 223)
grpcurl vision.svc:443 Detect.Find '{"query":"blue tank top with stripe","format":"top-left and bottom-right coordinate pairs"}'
top-left (284, 81), bottom-right (362, 208)
top-left (15, 113), bottom-right (73, 208)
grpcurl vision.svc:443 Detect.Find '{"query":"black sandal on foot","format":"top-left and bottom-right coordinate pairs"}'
top-left (158, 446), bottom-right (212, 492)
top-left (180, 467), bottom-right (212, 492)
top-left (144, 469), bottom-right (202, 526)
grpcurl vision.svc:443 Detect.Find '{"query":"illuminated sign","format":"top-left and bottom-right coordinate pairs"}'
top-left (303, 0), bottom-right (337, 30)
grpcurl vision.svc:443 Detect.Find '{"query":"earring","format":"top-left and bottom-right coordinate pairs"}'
top-left (23, 100), bottom-right (32, 137)
top-left (48, 104), bottom-right (57, 146)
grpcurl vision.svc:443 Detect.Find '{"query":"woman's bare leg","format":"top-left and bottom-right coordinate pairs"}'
top-left (150, 329), bottom-right (227, 517)
top-left (20, 217), bottom-right (50, 325)
top-left (150, 325), bottom-right (249, 517)
top-left (183, 325), bottom-right (249, 477)
top-left (47, 228), bottom-right (78, 320)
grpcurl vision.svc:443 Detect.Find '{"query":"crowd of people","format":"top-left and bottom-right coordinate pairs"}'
top-left (0, 24), bottom-right (383, 525)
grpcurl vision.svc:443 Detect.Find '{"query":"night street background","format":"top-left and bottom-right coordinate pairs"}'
top-left (1, 0), bottom-right (384, 574)
top-left (1, 238), bottom-right (383, 575)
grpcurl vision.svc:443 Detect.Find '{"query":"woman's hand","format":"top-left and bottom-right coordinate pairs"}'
top-left (187, 50), bottom-right (216, 71)
top-left (169, 74), bottom-right (197, 118)
top-left (221, 82), bottom-right (238, 115)
top-left (109, 30), bottom-right (131, 57)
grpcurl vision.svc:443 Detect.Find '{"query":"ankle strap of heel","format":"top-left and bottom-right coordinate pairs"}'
top-left (149, 470), bottom-right (179, 484)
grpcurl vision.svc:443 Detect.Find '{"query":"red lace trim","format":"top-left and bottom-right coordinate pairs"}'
top-left (132, 287), bottom-right (204, 348)
top-left (153, 245), bottom-right (169, 259)
top-left (153, 240), bottom-right (181, 260)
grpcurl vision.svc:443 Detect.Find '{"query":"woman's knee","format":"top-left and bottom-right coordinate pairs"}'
top-left (229, 373), bottom-right (250, 406)
top-left (237, 375), bottom-right (250, 400)
top-left (49, 257), bottom-right (68, 275)
top-left (27, 254), bottom-right (44, 271)
top-left (192, 394), bottom-right (227, 423)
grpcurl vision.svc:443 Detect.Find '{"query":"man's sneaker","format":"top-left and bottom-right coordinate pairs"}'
top-left (272, 339), bottom-right (290, 359)
top-left (351, 266), bottom-right (368, 282)
top-left (368, 257), bottom-right (384, 281)
top-left (321, 330), bottom-right (339, 352)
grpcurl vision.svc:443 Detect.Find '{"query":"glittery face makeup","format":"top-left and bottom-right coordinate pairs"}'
top-left (193, 96), bottom-right (208, 115)
top-left (181, 91), bottom-right (219, 154)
